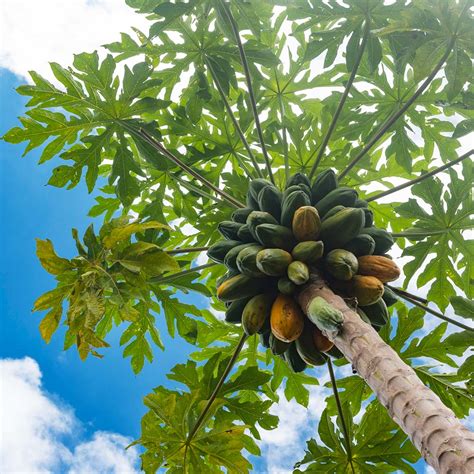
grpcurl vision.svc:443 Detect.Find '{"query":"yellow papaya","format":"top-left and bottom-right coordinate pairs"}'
top-left (292, 206), bottom-right (321, 242)
top-left (242, 293), bottom-right (275, 336)
top-left (270, 294), bottom-right (304, 342)
top-left (349, 275), bottom-right (384, 306)
top-left (357, 255), bottom-right (400, 283)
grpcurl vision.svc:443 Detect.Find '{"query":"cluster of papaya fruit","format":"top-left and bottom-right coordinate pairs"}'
top-left (207, 170), bottom-right (400, 372)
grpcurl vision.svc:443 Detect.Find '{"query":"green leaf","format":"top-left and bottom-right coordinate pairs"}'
top-left (450, 296), bottom-right (474, 320)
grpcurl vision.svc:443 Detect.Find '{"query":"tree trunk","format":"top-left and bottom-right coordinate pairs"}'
top-left (297, 271), bottom-right (474, 474)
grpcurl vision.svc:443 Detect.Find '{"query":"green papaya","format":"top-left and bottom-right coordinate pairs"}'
top-left (362, 227), bottom-right (395, 255)
top-left (315, 187), bottom-right (358, 217)
top-left (319, 208), bottom-right (365, 250)
top-left (356, 307), bottom-right (371, 325)
top-left (382, 286), bottom-right (398, 307)
top-left (277, 276), bottom-right (296, 295)
top-left (291, 241), bottom-right (324, 264)
top-left (236, 244), bottom-right (265, 277)
top-left (282, 185), bottom-right (303, 201)
top-left (342, 234), bottom-right (376, 257)
top-left (360, 298), bottom-right (389, 327)
top-left (326, 346), bottom-right (345, 359)
top-left (247, 211), bottom-right (278, 240)
top-left (322, 205), bottom-right (346, 221)
top-left (259, 331), bottom-right (271, 348)
top-left (242, 293), bottom-right (275, 336)
top-left (298, 183), bottom-right (312, 198)
top-left (307, 296), bottom-right (344, 332)
top-left (231, 207), bottom-right (253, 224)
top-left (354, 199), bottom-right (368, 208)
top-left (363, 208), bottom-right (374, 227)
top-left (292, 206), bottom-right (321, 241)
top-left (311, 169), bottom-right (337, 204)
top-left (237, 224), bottom-right (254, 243)
top-left (224, 243), bottom-right (251, 270)
top-left (217, 274), bottom-right (268, 302)
top-left (281, 190), bottom-right (311, 227)
top-left (270, 332), bottom-right (291, 355)
top-left (286, 172), bottom-right (311, 189)
top-left (295, 321), bottom-right (327, 366)
top-left (284, 343), bottom-right (307, 372)
top-left (325, 249), bottom-right (358, 280)
top-left (249, 178), bottom-right (273, 200)
top-left (255, 224), bottom-right (296, 251)
top-left (246, 191), bottom-right (259, 210)
top-left (225, 296), bottom-right (252, 323)
top-left (207, 240), bottom-right (241, 263)
top-left (258, 186), bottom-right (282, 221)
top-left (216, 269), bottom-right (239, 287)
top-left (218, 221), bottom-right (243, 240)
top-left (256, 248), bottom-right (293, 276)
top-left (287, 261), bottom-right (309, 285)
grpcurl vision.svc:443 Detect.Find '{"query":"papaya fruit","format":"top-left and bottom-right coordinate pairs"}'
top-left (357, 255), bottom-right (400, 283)
top-left (287, 261), bottom-right (309, 285)
top-left (242, 293), bottom-right (275, 336)
top-left (319, 208), bottom-right (365, 250)
top-left (256, 248), bottom-right (292, 277)
top-left (291, 240), bottom-right (324, 264)
top-left (224, 243), bottom-right (251, 270)
top-left (218, 221), bottom-right (243, 240)
top-left (236, 244), bottom-right (265, 277)
top-left (382, 286), bottom-right (398, 307)
top-left (354, 199), bottom-right (368, 208)
top-left (259, 331), bottom-right (271, 348)
top-left (360, 298), bottom-right (389, 327)
top-left (349, 275), bottom-right (384, 306)
top-left (313, 326), bottom-right (334, 352)
top-left (270, 294), bottom-right (304, 342)
top-left (269, 332), bottom-right (291, 355)
top-left (246, 191), bottom-right (259, 210)
top-left (258, 186), bottom-right (282, 221)
top-left (216, 269), bottom-right (240, 287)
top-left (231, 206), bottom-right (253, 224)
top-left (247, 211), bottom-right (278, 240)
top-left (286, 172), bottom-right (311, 189)
top-left (281, 190), bottom-right (311, 227)
top-left (325, 249), bottom-right (358, 280)
top-left (342, 234), bottom-right (375, 257)
top-left (363, 208), bottom-right (374, 227)
top-left (225, 296), bottom-right (252, 323)
top-left (282, 185), bottom-right (303, 201)
top-left (249, 178), bottom-right (273, 200)
top-left (295, 321), bottom-right (327, 365)
top-left (307, 296), bottom-right (344, 332)
top-left (255, 224), bottom-right (295, 251)
top-left (237, 224), bottom-right (254, 243)
top-left (292, 206), bottom-right (321, 241)
top-left (356, 307), bottom-right (372, 325)
top-left (208, 240), bottom-right (241, 263)
top-left (326, 346), bottom-right (344, 359)
top-left (277, 276), bottom-right (297, 295)
top-left (284, 343), bottom-right (308, 372)
top-left (315, 187), bottom-right (358, 217)
top-left (311, 169), bottom-right (337, 204)
top-left (298, 183), bottom-right (312, 198)
top-left (217, 274), bottom-right (268, 302)
top-left (362, 227), bottom-right (395, 255)
top-left (322, 204), bottom-right (346, 221)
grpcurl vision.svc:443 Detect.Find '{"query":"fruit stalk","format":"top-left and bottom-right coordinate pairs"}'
top-left (297, 270), bottom-right (474, 473)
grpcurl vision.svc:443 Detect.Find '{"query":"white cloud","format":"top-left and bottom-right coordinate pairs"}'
top-left (0, 0), bottom-right (149, 80)
top-left (0, 357), bottom-right (140, 474)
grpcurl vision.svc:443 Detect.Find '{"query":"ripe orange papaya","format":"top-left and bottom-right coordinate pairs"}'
top-left (357, 255), bottom-right (400, 283)
top-left (270, 294), bottom-right (304, 342)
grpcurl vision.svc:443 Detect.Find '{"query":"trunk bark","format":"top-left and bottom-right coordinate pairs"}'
top-left (298, 271), bottom-right (474, 474)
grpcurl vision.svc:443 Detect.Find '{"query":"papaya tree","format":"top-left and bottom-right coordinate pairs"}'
top-left (3, 0), bottom-right (473, 472)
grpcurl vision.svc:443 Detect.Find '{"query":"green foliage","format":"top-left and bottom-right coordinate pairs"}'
top-left (3, 0), bottom-right (474, 472)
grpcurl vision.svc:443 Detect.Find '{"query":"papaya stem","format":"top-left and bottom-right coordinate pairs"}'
top-left (186, 333), bottom-right (248, 444)
top-left (275, 70), bottom-right (290, 182)
top-left (391, 290), bottom-right (474, 333)
top-left (338, 36), bottom-right (456, 181)
top-left (219, 0), bottom-right (275, 184)
top-left (309, 19), bottom-right (370, 180)
top-left (205, 57), bottom-right (263, 179)
top-left (392, 229), bottom-right (448, 238)
top-left (166, 246), bottom-right (209, 255)
top-left (149, 262), bottom-right (216, 284)
top-left (366, 150), bottom-right (473, 202)
top-left (134, 127), bottom-right (245, 209)
top-left (327, 358), bottom-right (355, 473)
top-left (387, 286), bottom-right (428, 305)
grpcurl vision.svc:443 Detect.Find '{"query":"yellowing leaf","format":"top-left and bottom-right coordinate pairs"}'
top-left (103, 221), bottom-right (169, 248)
top-left (33, 287), bottom-right (67, 312)
top-left (39, 307), bottom-right (62, 343)
top-left (36, 239), bottom-right (71, 275)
